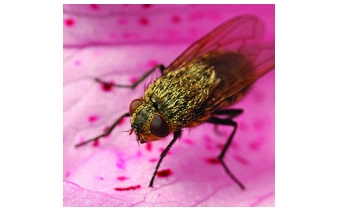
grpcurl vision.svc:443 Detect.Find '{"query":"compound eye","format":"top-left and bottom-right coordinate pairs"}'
top-left (129, 99), bottom-right (143, 115)
top-left (150, 114), bottom-right (170, 138)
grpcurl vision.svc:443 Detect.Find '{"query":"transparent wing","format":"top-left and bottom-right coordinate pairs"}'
top-left (165, 15), bottom-right (267, 73)
top-left (164, 15), bottom-right (275, 112)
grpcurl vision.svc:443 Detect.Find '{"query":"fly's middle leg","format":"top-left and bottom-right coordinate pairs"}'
top-left (149, 130), bottom-right (182, 187)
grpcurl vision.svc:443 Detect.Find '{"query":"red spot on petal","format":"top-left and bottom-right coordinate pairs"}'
top-left (147, 60), bottom-right (159, 68)
top-left (172, 15), bottom-right (181, 23)
top-left (90, 4), bottom-right (99, 10)
top-left (146, 143), bottom-right (152, 151)
top-left (117, 117), bottom-right (125, 125)
top-left (142, 4), bottom-right (151, 9)
top-left (249, 141), bottom-right (261, 151)
top-left (88, 115), bottom-right (99, 123)
top-left (93, 139), bottom-right (99, 147)
top-left (100, 81), bottom-right (114, 92)
top-left (139, 17), bottom-right (149, 25)
top-left (216, 143), bottom-right (224, 150)
top-left (183, 138), bottom-right (194, 145)
top-left (116, 157), bottom-right (126, 169)
top-left (248, 138), bottom-right (265, 151)
top-left (64, 18), bottom-right (74, 27)
top-left (206, 157), bottom-right (220, 164)
top-left (115, 185), bottom-right (141, 191)
top-left (130, 76), bottom-right (138, 84)
top-left (117, 176), bottom-right (128, 181)
top-left (157, 169), bottom-right (171, 177)
top-left (149, 158), bottom-right (157, 162)
top-left (233, 154), bottom-right (249, 165)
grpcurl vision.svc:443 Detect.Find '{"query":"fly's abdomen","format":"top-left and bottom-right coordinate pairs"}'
top-left (200, 52), bottom-right (257, 110)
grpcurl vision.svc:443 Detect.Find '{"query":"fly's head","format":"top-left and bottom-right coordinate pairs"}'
top-left (129, 99), bottom-right (171, 144)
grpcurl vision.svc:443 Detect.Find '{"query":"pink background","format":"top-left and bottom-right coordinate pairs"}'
top-left (63, 4), bottom-right (275, 206)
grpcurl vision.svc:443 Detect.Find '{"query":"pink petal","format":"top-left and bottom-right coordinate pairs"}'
top-left (64, 4), bottom-right (274, 206)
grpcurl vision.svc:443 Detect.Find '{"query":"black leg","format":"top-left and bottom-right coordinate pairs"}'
top-left (75, 112), bottom-right (130, 148)
top-left (211, 109), bottom-right (243, 119)
top-left (149, 130), bottom-right (182, 187)
top-left (75, 64), bottom-right (165, 148)
top-left (95, 64), bottom-right (165, 89)
top-left (207, 109), bottom-right (245, 190)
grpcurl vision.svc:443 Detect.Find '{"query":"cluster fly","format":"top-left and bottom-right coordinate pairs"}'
top-left (75, 15), bottom-right (275, 190)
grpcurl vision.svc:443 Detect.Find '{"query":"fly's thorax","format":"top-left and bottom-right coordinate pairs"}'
top-left (129, 99), bottom-right (171, 143)
top-left (143, 64), bottom-right (217, 130)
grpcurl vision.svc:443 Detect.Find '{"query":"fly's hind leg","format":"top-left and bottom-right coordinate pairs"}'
top-left (95, 64), bottom-right (165, 89)
top-left (207, 109), bottom-right (245, 190)
top-left (75, 64), bottom-right (165, 148)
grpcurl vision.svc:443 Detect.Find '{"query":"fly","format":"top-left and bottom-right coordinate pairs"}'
top-left (75, 15), bottom-right (275, 190)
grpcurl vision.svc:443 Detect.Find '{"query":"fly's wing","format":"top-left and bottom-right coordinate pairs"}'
top-left (204, 42), bottom-right (275, 112)
top-left (164, 15), bottom-right (266, 73)
top-left (164, 15), bottom-right (275, 111)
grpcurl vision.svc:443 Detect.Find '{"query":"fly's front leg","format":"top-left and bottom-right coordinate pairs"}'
top-left (95, 64), bottom-right (165, 89)
top-left (207, 109), bottom-right (245, 190)
top-left (149, 130), bottom-right (182, 187)
top-left (75, 65), bottom-right (165, 148)
top-left (75, 113), bottom-right (130, 148)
